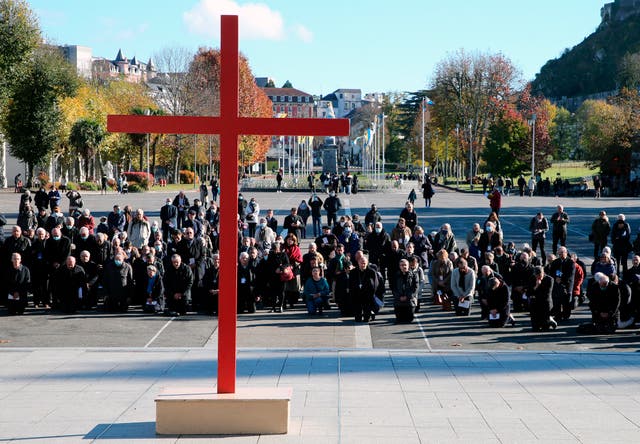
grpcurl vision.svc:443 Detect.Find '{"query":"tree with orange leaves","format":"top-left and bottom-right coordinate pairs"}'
top-left (187, 48), bottom-right (272, 169)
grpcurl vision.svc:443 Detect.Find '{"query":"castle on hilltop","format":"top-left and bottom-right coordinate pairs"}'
top-left (601, 0), bottom-right (640, 24)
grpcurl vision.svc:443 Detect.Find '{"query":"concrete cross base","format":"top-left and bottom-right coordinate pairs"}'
top-left (155, 387), bottom-right (292, 435)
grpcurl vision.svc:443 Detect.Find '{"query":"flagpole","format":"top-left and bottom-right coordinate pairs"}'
top-left (421, 98), bottom-right (425, 179)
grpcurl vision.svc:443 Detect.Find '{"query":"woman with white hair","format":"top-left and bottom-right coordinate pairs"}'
top-left (611, 213), bottom-right (632, 275)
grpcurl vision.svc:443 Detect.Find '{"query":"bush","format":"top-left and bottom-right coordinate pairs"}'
top-left (180, 170), bottom-right (196, 184)
top-left (127, 183), bottom-right (144, 193)
top-left (122, 171), bottom-right (154, 190)
top-left (107, 178), bottom-right (117, 190)
top-left (64, 182), bottom-right (78, 190)
top-left (78, 181), bottom-right (100, 191)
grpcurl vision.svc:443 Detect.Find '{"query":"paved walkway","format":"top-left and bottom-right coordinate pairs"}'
top-left (2, 347), bottom-right (640, 443)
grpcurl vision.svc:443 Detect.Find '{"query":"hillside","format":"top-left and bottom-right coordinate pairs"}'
top-left (532, 14), bottom-right (640, 98)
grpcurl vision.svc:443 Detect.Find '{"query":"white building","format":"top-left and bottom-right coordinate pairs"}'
top-left (322, 88), bottom-right (362, 118)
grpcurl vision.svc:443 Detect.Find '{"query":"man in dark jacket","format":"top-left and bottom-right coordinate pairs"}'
top-left (308, 194), bottom-right (323, 237)
top-left (51, 256), bottom-right (86, 313)
top-left (163, 254), bottom-right (194, 315)
top-left (44, 227), bottom-right (71, 273)
top-left (528, 266), bottom-right (557, 331)
top-left (550, 205), bottom-right (570, 255)
top-left (237, 252), bottom-right (256, 313)
top-left (364, 204), bottom-right (382, 227)
top-left (3, 226), bottom-right (31, 266)
top-left (172, 191), bottom-right (190, 230)
top-left (177, 227), bottom-right (205, 309)
top-left (583, 272), bottom-right (621, 334)
top-left (322, 191), bottom-right (342, 227)
top-left (315, 225), bottom-right (338, 261)
top-left (34, 187), bottom-right (49, 211)
top-left (392, 259), bottom-right (418, 323)
top-left (349, 254), bottom-right (378, 323)
top-left (160, 197), bottom-right (178, 242)
top-left (5, 252), bottom-right (31, 315)
top-left (102, 252), bottom-right (134, 312)
top-left (73, 227), bottom-right (97, 260)
top-left (549, 246), bottom-right (576, 321)
top-left (78, 250), bottom-right (100, 309)
top-left (107, 205), bottom-right (125, 237)
top-left (283, 207), bottom-right (304, 241)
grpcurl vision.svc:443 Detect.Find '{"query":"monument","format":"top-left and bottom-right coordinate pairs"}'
top-left (107, 15), bottom-right (349, 435)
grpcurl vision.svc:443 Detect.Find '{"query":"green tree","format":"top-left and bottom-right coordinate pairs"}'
top-left (618, 52), bottom-right (640, 89)
top-left (483, 110), bottom-right (529, 177)
top-left (550, 106), bottom-right (579, 160)
top-left (0, 0), bottom-right (40, 187)
top-left (3, 45), bottom-right (79, 181)
top-left (281, 80), bottom-right (293, 88)
top-left (69, 118), bottom-right (105, 180)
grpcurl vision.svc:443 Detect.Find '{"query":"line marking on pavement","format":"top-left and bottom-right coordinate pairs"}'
top-left (342, 197), bottom-right (351, 217)
top-left (354, 323), bottom-right (373, 348)
top-left (144, 317), bottom-right (176, 348)
top-left (204, 324), bottom-right (219, 349)
top-left (414, 313), bottom-right (433, 352)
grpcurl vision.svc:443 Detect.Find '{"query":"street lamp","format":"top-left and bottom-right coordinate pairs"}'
top-left (455, 124), bottom-right (460, 187)
top-left (469, 121), bottom-right (473, 190)
top-left (528, 113), bottom-right (537, 179)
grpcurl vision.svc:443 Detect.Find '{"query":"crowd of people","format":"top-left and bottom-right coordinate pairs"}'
top-left (0, 179), bottom-right (638, 336)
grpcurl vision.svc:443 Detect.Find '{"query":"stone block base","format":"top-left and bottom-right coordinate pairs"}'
top-left (155, 387), bottom-right (291, 435)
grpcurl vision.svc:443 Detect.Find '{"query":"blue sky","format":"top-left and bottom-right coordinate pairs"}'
top-left (29, 0), bottom-right (604, 96)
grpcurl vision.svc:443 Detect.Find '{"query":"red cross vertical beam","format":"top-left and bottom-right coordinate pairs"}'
top-left (108, 15), bottom-right (349, 394)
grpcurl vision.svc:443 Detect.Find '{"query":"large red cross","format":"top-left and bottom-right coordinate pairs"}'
top-left (107, 15), bottom-right (349, 393)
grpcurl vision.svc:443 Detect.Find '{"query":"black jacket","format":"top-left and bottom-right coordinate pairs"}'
top-left (163, 263), bottom-right (194, 298)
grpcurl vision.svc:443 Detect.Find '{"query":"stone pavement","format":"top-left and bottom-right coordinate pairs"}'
top-left (2, 347), bottom-right (640, 443)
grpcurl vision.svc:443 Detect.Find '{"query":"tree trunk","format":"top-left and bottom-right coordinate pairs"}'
top-left (172, 135), bottom-right (182, 184)
top-left (151, 137), bottom-right (158, 176)
top-left (139, 145), bottom-right (144, 172)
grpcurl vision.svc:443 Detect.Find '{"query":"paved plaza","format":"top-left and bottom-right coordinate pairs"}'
top-left (1, 183), bottom-right (640, 442)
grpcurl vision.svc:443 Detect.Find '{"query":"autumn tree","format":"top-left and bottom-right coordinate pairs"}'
top-left (430, 49), bottom-right (522, 177)
top-left (186, 47), bottom-right (272, 177)
top-left (575, 99), bottom-right (628, 173)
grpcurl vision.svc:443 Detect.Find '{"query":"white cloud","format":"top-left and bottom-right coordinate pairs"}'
top-left (184, 0), bottom-right (285, 40)
top-left (294, 24), bottom-right (313, 43)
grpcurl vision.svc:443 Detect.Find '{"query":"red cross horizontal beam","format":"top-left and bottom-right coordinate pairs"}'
top-left (107, 115), bottom-right (349, 137)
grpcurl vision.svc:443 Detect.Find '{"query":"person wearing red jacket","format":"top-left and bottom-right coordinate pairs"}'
top-left (487, 187), bottom-right (502, 215)
top-left (284, 233), bottom-right (303, 309)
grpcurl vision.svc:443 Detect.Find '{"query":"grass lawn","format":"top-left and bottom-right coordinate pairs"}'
top-left (540, 162), bottom-right (598, 182)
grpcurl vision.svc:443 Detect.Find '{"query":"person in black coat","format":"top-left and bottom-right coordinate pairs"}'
top-left (364, 204), bottom-right (382, 227)
top-left (163, 254), bottom-right (194, 315)
top-left (550, 205), bottom-right (570, 255)
top-left (486, 276), bottom-right (513, 328)
top-left (78, 250), bottom-right (100, 309)
top-left (160, 198), bottom-right (178, 242)
top-left (392, 259), bottom-right (418, 323)
top-left (50, 256), bottom-right (86, 313)
top-left (237, 252), bottom-right (256, 313)
top-left (5, 253), bottom-right (31, 315)
top-left (283, 207), bottom-right (304, 241)
top-left (308, 194), bottom-right (323, 237)
top-left (264, 209), bottom-right (278, 234)
top-left (583, 272), bottom-right (621, 334)
top-left (3, 226), bottom-right (31, 266)
top-left (399, 202), bottom-right (418, 232)
top-left (548, 247), bottom-right (576, 321)
top-left (262, 242), bottom-right (289, 312)
top-left (102, 252), bottom-right (134, 312)
top-left (528, 266), bottom-right (557, 331)
top-left (172, 191), bottom-right (190, 230)
top-left (30, 228), bottom-right (49, 307)
top-left (73, 227), bottom-right (97, 260)
top-left (349, 255), bottom-right (378, 323)
top-left (315, 225), bottom-right (338, 261)
top-left (323, 192), bottom-right (342, 227)
top-left (421, 176), bottom-right (434, 207)
top-left (34, 187), bottom-right (49, 211)
top-left (141, 264), bottom-right (164, 313)
top-left (202, 253), bottom-right (220, 315)
top-left (44, 227), bottom-right (71, 273)
top-left (177, 227), bottom-right (206, 309)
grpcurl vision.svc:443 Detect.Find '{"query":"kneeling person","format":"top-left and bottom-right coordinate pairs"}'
top-left (393, 259), bottom-right (418, 323)
top-left (303, 267), bottom-right (330, 314)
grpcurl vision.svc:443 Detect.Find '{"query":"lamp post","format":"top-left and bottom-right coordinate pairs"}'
top-left (193, 134), bottom-right (197, 189)
top-left (381, 113), bottom-right (386, 179)
top-left (528, 113), bottom-right (537, 179)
